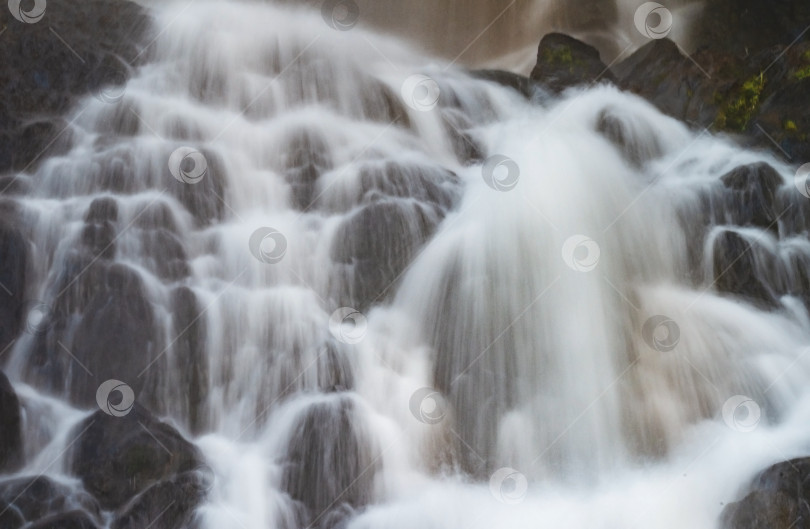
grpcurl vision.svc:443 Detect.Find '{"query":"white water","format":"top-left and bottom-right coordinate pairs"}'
top-left (5, 1), bottom-right (810, 529)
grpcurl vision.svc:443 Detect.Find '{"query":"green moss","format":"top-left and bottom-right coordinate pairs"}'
top-left (793, 65), bottom-right (810, 80)
top-left (715, 73), bottom-right (766, 131)
top-left (542, 46), bottom-right (574, 66)
top-left (541, 45), bottom-right (588, 74)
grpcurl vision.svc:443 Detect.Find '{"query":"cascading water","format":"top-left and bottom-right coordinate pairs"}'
top-left (3, 1), bottom-right (810, 529)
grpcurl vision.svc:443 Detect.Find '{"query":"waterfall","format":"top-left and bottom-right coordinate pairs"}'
top-left (3, 1), bottom-right (810, 529)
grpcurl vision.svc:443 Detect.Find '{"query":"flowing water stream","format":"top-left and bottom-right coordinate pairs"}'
top-left (4, 1), bottom-right (810, 528)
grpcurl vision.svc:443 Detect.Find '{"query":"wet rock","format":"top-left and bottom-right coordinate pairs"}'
top-left (595, 108), bottom-right (663, 166)
top-left (469, 69), bottom-right (535, 99)
top-left (92, 149), bottom-right (138, 194)
top-left (166, 147), bottom-right (226, 226)
top-left (751, 73), bottom-right (810, 163)
top-left (0, 476), bottom-right (100, 529)
top-left (608, 32), bottom-right (809, 161)
top-left (71, 404), bottom-right (204, 511)
top-left (282, 397), bottom-right (378, 529)
top-left (721, 458), bottom-right (810, 529)
top-left (0, 371), bottom-right (23, 473)
top-left (613, 39), bottom-right (701, 122)
top-left (84, 197), bottom-right (119, 224)
top-left (170, 287), bottom-right (208, 434)
top-left (317, 341), bottom-right (355, 393)
top-left (112, 470), bottom-right (210, 529)
top-left (530, 33), bottom-right (616, 93)
top-left (3, 119), bottom-right (75, 171)
top-left (722, 490), bottom-right (801, 529)
top-left (442, 109), bottom-right (486, 166)
top-left (0, 0), bottom-right (152, 173)
top-left (66, 264), bottom-right (157, 407)
top-left (361, 79), bottom-right (412, 129)
top-left (711, 230), bottom-right (778, 308)
top-left (134, 201), bottom-right (181, 234)
top-left (694, 0), bottom-right (810, 59)
top-left (352, 161), bottom-right (460, 211)
top-left (0, 176), bottom-right (32, 196)
top-left (28, 510), bottom-right (101, 529)
top-left (281, 130), bottom-right (332, 211)
top-left (0, 215), bottom-right (27, 355)
top-left (330, 200), bottom-right (443, 309)
top-left (81, 222), bottom-right (117, 260)
top-left (142, 229), bottom-right (190, 281)
top-left (719, 162), bottom-right (785, 231)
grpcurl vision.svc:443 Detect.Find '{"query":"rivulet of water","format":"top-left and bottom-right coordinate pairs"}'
top-left (4, 2), bottom-right (810, 529)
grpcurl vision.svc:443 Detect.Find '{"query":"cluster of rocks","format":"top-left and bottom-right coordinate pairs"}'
top-left (1, 369), bottom-right (209, 529)
top-left (478, 1), bottom-right (809, 163)
top-left (0, 3), bottom-right (212, 527)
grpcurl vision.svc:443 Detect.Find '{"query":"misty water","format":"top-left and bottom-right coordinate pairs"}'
top-left (3, 1), bottom-right (810, 528)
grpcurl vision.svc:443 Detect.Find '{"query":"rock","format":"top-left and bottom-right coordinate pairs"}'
top-left (751, 69), bottom-right (810, 163)
top-left (282, 397), bottom-right (378, 529)
top-left (613, 39), bottom-right (702, 122)
top-left (469, 69), bottom-right (535, 99)
top-left (694, 0), bottom-right (810, 59)
top-left (608, 32), bottom-right (809, 161)
top-left (281, 129), bottom-right (332, 211)
top-left (84, 197), bottom-right (119, 224)
top-left (112, 470), bottom-right (210, 529)
top-left (442, 109), bottom-right (486, 166)
top-left (0, 214), bottom-right (27, 355)
top-left (330, 200), bottom-right (443, 309)
top-left (530, 33), bottom-right (616, 93)
top-left (721, 458), bottom-right (810, 529)
top-left (66, 263), bottom-right (157, 407)
top-left (81, 222), bottom-right (117, 261)
top-left (71, 404), bottom-right (204, 511)
top-left (352, 161), bottom-right (460, 212)
top-left (134, 201), bottom-right (181, 234)
top-left (712, 230), bottom-right (778, 308)
top-left (22, 257), bottom-right (162, 407)
top-left (28, 510), bottom-right (101, 529)
top-left (722, 490), bottom-right (801, 529)
top-left (170, 287), bottom-right (208, 434)
top-left (595, 108), bottom-right (663, 166)
top-left (0, 0), bottom-right (152, 173)
top-left (0, 476), bottom-right (101, 529)
top-left (0, 371), bottom-right (23, 473)
top-left (719, 162), bottom-right (785, 230)
top-left (166, 147), bottom-right (227, 226)
top-left (361, 79), bottom-right (412, 129)
top-left (141, 229), bottom-right (190, 281)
